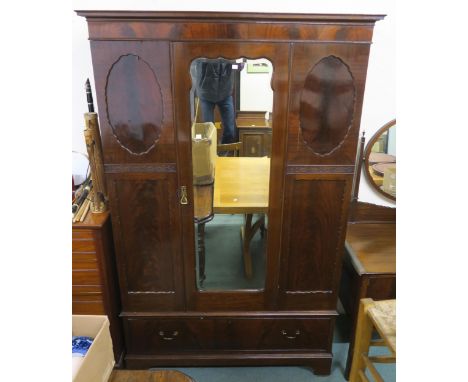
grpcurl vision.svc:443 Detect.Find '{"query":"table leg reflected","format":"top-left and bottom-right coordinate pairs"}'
top-left (240, 213), bottom-right (265, 279)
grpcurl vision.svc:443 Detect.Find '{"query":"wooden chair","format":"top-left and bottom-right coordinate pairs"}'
top-left (350, 298), bottom-right (396, 382)
top-left (217, 142), bottom-right (241, 157)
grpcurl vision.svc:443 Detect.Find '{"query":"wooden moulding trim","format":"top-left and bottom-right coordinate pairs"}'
top-left (125, 351), bottom-right (333, 362)
top-left (76, 11), bottom-right (386, 24)
top-left (120, 310), bottom-right (339, 318)
top-left (287, 165), bottom-right (355, 174)
top-left (104, 163), bottom-right (176, 173)
top-left (284, 290), bottom-right (333, 294)
top-left (86, 38), bottom-right (374, 45)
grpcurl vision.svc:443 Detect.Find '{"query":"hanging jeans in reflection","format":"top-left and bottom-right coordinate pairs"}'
top-left (200, 95), bottom-right (237, 144)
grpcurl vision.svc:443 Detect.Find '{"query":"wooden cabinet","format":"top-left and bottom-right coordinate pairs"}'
top-left (239, 127), bottom-right (272, 157)
top-left (72, 212), bottom-right (125, 365)
top-left (236, 112), bottom-right (272, 157)
top-left (78, 11), bottom-right (384, 375)
top-left (72, 213), bottom-right (110, 315)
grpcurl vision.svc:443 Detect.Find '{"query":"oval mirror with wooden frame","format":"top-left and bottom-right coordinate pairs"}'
top-left (364, 119), bottom-right (396, 201)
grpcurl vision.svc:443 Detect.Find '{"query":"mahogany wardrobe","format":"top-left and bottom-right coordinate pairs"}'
top-left (77, 11), bottom-right (384, 376)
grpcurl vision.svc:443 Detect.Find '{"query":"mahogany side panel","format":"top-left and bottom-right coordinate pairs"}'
top-left (106, 54), bottom-right (164, 155)
top-left (288, 43), bottom-right (371, 165)
top-left (300, 55), bottom-right (356, 156)
top-left (90, 41), bottom-right (175, 164)
top-left (106, 172), bottom-right (185, 312)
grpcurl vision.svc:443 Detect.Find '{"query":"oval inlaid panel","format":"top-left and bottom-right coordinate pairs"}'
top-left (106, 54), bottom-right (164, 155)
top-left (299, 56), bottom-right (355, 156)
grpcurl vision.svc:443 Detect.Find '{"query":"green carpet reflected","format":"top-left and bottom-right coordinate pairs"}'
top-left (196, 214), bottom-right (267, 291)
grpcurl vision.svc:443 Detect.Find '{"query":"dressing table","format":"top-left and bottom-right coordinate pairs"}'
top-left (77, 11), bottom-right (384, 376)
top-left (340, 122), bottom-right (396, 379)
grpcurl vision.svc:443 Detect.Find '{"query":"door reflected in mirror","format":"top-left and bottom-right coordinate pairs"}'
top-left (364, 119), bottom-right (396, 200)
top-left (190, 57), bottom-right (273, 291)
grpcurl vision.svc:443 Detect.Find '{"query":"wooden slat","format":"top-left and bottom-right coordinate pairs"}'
top-left (72, 301), bottom-right (105, 315)
top-left (369, 355), bottom-right (396, 363)
top-left (358, 370), bottom-right (370, 382)
top-left (72, 252), bottom-right (100, 270)
top-left (73, 293), bottom-right (104, 302)
top-left (363, 355), bottom-right (384, 382)
top-left (73, 285), bottom-right (102, 294)
top-left (72, 270), bottom-right (102, 285)
top-left (72, 239), bottom-right (97, 252)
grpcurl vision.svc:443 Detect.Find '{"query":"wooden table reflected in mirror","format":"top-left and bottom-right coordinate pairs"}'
top-left (194, 156), bottom-right (270, 286)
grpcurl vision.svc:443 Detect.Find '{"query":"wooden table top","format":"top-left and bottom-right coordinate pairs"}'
top-left (213, 156), bottom-right (270, 214)
top-left (369, 165), bottom-right (383, 186)
top-left (345, 223), bottom-right (396, 275)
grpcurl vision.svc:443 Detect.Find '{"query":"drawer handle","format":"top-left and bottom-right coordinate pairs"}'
top-left (281, 329), bottom-right (301, 340)
top-left (158, 330), bottom-right (179, 341)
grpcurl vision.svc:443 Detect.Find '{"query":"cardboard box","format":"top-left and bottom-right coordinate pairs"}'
top-left (72, 315), bottom-right (115, 382)
top-left (192, 122), bottom-right (217, 185)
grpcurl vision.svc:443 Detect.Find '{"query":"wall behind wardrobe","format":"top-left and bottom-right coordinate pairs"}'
top-left (72, 0), bottom-right (395, 206)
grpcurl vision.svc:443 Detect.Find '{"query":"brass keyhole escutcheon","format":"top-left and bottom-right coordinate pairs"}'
top-left (180, 186), bottom-right (188, 205)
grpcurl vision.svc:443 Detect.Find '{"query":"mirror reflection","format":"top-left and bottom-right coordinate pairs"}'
top-left (365, 120), bottom-right (396, 200)
top-left (190, 57), bottom-right (273, 291)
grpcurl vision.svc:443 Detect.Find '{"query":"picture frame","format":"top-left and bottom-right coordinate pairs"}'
top-left (246, 62), bottom-right (270, 73)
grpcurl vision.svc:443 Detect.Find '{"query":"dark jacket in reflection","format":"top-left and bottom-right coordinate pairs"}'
top-left (191, 58), bottom-right (235, 103)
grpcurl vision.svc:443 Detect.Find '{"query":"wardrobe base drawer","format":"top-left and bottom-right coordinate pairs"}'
top-left (124, 316), bottom-right (334, 354)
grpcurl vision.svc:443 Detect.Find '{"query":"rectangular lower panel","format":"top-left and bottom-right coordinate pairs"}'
top-left (107, 172), bottom-right (185, 311)
top-left (279, 174), bottom-right (352, 310)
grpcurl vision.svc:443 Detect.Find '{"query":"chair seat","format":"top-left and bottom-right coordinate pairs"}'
top-left (367, 299), bottom-right (396, 353)
top-left (350, 298), bottom-right (396, 382)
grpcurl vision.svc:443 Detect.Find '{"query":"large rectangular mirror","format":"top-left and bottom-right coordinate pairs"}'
top-left (190, 57), bottom-right (273, 291)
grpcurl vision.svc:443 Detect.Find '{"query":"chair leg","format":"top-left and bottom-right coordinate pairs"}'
top-left (259, 214), bottom-right (266, 237)
top-left (197, 222), bottom-right (206, 285)
top-left (349, 298), bottom-right (374, 382)
top-left (241, 214), bottom-right (254, 279)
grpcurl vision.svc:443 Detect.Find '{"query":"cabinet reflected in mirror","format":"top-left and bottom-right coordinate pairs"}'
top-left (364, 119), bottom-right (396, 201)
top-left (190, 57), bottom-right (273, 291)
